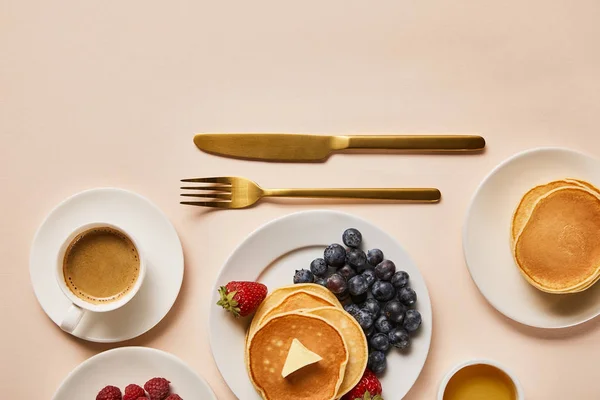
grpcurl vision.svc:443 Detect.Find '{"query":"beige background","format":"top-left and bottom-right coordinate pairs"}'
top-left (2, 0), bottom-right (600, 398)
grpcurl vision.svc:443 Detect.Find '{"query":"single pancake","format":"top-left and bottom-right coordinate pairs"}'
top-left (514, 186), bottom-right (600, 293)
top-left (248, 312), bottom-right (348, 400)
top-left (304, 307), bottom-right (368, 398)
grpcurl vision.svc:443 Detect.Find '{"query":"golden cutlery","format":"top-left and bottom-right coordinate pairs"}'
top-left (194, 133), bottom-right (485, 162)
top-left (180, 177), bottom-right (441, 209)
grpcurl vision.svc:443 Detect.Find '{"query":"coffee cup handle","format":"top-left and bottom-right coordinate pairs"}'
top-left (60, 304), bottom-right (85, 333)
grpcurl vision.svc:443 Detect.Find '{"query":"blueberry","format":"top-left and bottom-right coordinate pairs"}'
top-left (344, 303), bottom-right (361, 317)
top-left (310, 258), bottom-right (328, 277)
top-left (355, 309), bottom-right (374, 330)
top-left (374, 260), bottom-right (396, 281)
top-left (383, 300), bottom-right (406, 324)
top-left (370, 333), bottom-right (390, 352)
top-left (365, 324), bottom-right (376, 339)
top-left (336, 289), bottom-right (349, 302)
top-left (367, 249), bottom-right (384, 266)
top-left (348, 275), bottom-right (369, 296)
top-left (324, 244), bottom-right (346, 268)
top-left (315, 278), bottom-right (327, 287)
top-left (388, 328), bottom-right (410, 349)
top-left (368, 351), bottom-right (387, 375)
top-left (342, 228), bottom-right (362, 248)
top-left (326, 273), bottom-right (347, 294)
top-left (361, 298), bottom-right (381, 318)
top-left (371, 280), bottom-right (396, 302)
top-left (391, 270), bottom-right (410, 289)
top-left (403, 309), bottom-right (422, 332)
top-left (361, 269), bottom-right (376, 287)
top-left (346, 248), bottom-right (368, 271)
top-left (293, 269), bottom-right (314, 284)
top-left (338, 265), bottom-right (357, 281)
top-left (351, 292), bottom-right (368, 304)
top-left (374, 315), bottom-right (393, 334)
top-left (398, 287), bottom-right (417, 306)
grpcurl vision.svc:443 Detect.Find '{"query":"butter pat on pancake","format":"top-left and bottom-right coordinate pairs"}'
top-left (248, 312), bottom-right (348, 400)
top-left (514, 187), bottom-right (600, 293)
top-left (304, 307), bottom-right (368, 398)
top-left (281, 338), bottom-right (323, 378)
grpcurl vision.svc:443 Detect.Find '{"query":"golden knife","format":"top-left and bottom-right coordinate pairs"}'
top-left (194, 133), bottom-right (485, 162)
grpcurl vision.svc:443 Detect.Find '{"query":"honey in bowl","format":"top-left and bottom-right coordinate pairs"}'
top-left (443, 364), bottom-right (516, 400)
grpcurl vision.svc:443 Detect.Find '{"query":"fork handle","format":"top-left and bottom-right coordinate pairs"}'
top-left (263, 188), bottom-right (441, 202)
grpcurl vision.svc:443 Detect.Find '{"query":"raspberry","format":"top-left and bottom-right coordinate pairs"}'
top-left (96, 385), bottom-right (122, 400)
top-left (144, 377), bottom-right (171, 400)
top-left (123, 384), bottom-right (146, 400)
top-left (165, 395), bottom-right (182, 400)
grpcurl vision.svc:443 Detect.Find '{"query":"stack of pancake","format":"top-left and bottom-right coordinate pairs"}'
top-left (245, 284), bottom-right (368, 400)
top-left (511, 178), bottom-right (600, 294)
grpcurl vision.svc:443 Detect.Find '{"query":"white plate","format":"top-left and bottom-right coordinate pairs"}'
top-left (463, 147), bottom-right (600, 328)
top-left (209, 210), bottom-right (432, 399)
top-left (52, 346), bottom-right (216, 399)
top-left (30, 188), bottom-right (184, 342)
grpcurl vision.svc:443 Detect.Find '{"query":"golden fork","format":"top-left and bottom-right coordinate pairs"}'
top-left (180, 177), bottom-right (441, 209)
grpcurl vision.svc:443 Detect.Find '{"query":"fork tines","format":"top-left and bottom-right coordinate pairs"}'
top-left (180, 177), bottom-right (233, 206)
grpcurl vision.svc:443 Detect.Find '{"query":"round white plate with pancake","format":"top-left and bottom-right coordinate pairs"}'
top-left (210, 210), bottom-right (432, 399)
top-left (30, 188), bottom-right (184, 342)
top-left (52, 347), bottom-right (216, 399)
top-left (464, 147), bottom-right (600, 328)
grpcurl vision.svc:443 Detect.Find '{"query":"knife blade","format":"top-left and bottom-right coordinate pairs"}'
top-left (194, 133), bottom-right (485, 162)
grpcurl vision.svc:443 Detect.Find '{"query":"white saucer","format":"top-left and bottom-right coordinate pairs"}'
top-left (53, 346), bottom-right (216, 399)
top-left (463, 147), bottom-right (600, 328)
top-left (209, 210), bottom-right (432, 400)
top-left (30, 188), bottom-right (184, 342)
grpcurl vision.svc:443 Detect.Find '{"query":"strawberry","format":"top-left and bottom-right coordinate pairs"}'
top-left (217, 281), bottom-right (267, 317)
top-left (342, 369), bottom-right (383, 400)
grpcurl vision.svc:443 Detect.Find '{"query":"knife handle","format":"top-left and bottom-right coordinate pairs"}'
top-left (342, 135), bottom-right (485, 151)
top-left (263, 188), bottom-right (441, 202)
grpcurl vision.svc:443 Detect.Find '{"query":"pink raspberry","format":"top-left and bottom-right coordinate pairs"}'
top-left (96, 386), bottom-right (122, 400)
top-left (144, 377), bottom-right (171, 400)
top-left (123, 384), bottom-right (146, 400)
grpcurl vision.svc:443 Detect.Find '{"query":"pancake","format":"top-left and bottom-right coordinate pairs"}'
top-left (304, 307), bottom-right (367, 398)
top-left (260, 291), bottom-right (336, 326)
top-left (514, 186), bottom-right (600, 293)
top-left (248, 312), bottom-right (348, 400)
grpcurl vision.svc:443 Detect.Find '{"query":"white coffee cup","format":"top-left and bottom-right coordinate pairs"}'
top-left (55, 222), bottom-right (146, 333)
top-left (438, 359), bottom-right (524, 400)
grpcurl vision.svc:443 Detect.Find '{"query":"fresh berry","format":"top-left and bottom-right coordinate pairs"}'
top-left (346, 248), bottom-right (368, 271)
top-left (344, 303), bottom-right (361, 317)
top-left (342, 228), bottom-right (363, 248)
top-left (324, 244), bottom-right (346, 267)
top-left (370, 332), bottom-right (390, 352)
top-left (217, 281), bottom-right (268, 318)
top-left (403, 309), bottom-right (422, 332)
top-left (326, 273), bottom-right (347, 294)
top-left (338, 265), bottom-right (357, 281)
top-left (389, 327), bottom-right (410, 349)
top-left (361, 298), bottom-right (381, 318)
top-left (365, 324), bottom-right (376, 339)
top-left (355, 309), bottom-right (374, 330)
top-left (315, 277), bottom-right (327, 287)
top-left (293, 269), bottom-right (314, 284)
top-left (336, 289), bottom-right (350, 302)
top-left (391, 271), bottom-right (409, 289)
top-left (362, 269), bottom-right (376, 287)
top-left (368, 351), bottom-right (387, 375)
top-left (351, 292), bottom-right (368, 304)
top-left (164, 396), bottom-right (182, 400)
top-left (144, 378), bottom-right (170, 400)
top-left (96, 386), bottom-right (122, 400)
top-left (367, 249), bottom-right (384, 267)
top-left (374, 260), bottom-right (396, 281)
top-left (310, 258), bottom-right (328, 277)
top-left (342, 368), bottom-right (383, 400)
top-left (371, 281), bottom-right (395, 302)
top-left (123, 384), bottom-right (145, 400)
top-left (374, 315), bottom-right (393, 334)
top-left (398, 287), bottom-right (417, 306)
top-left (348, 275), bottom-right (368, 296)
top-left (383, 300), bottom-right (406, 324)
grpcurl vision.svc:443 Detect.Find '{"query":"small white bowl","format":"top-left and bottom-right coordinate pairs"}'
top-left (438, 359), bottom-right (524, 400)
